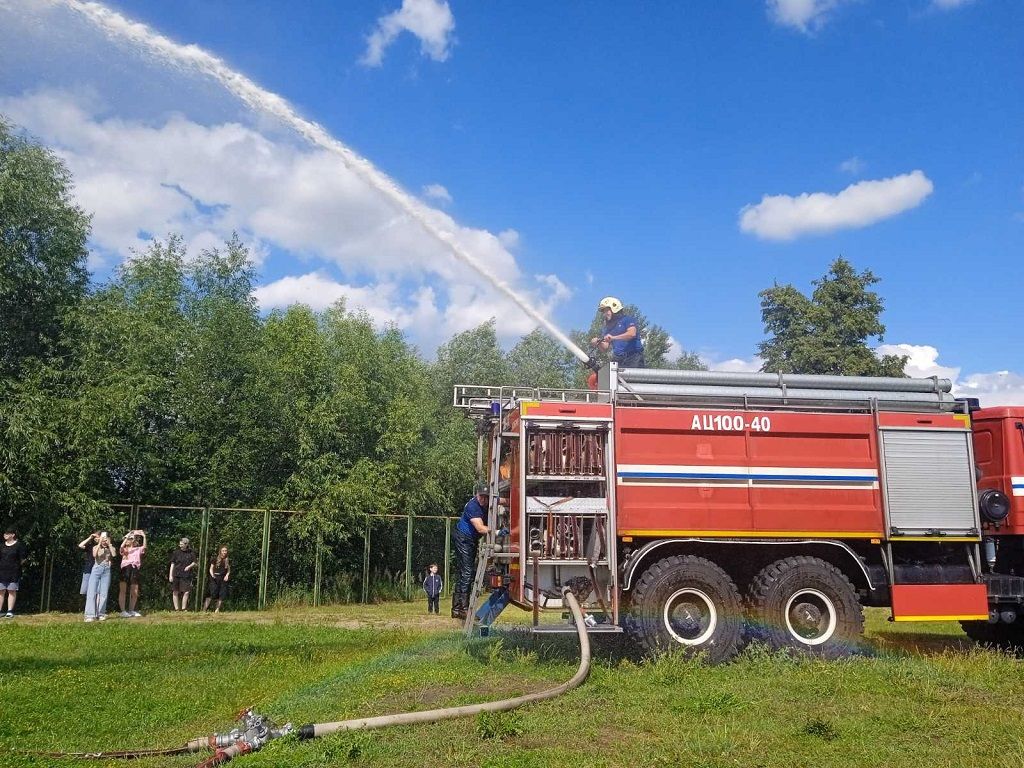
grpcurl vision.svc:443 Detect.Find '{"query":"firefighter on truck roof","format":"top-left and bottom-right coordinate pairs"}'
top-left (591, 296), bottom-right (645, 369)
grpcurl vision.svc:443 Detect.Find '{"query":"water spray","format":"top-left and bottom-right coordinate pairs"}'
top-left (60, 0), bottom-right (595, 368)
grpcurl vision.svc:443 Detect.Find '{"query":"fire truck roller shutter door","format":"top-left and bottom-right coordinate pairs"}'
top-left (624, 555), bottom-right (744, 663)
top-left (746, 556), bottom-right (864, 659)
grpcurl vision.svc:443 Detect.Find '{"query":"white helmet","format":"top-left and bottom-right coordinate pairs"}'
top-left (598, 296), bottom-right (623, 314)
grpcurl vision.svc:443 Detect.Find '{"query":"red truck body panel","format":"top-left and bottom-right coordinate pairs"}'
top-left (971, 407), bottom-right (1024, 534)
top-left (614, 407), bottom-right (885, 538)
top-left (891, 584), bottom-right (989, 621)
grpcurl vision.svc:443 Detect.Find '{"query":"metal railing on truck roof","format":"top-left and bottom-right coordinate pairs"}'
top-left (453, 384), bottom-right (611, 415)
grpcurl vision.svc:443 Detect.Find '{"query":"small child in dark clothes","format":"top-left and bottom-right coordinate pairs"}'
top-left (422, 563), bottom-right (442, 614)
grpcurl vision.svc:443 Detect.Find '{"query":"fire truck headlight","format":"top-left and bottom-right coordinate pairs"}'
top-left (979, 489), bottom-right (1011, 524)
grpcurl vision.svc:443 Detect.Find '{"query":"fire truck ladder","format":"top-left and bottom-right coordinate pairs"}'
top-left (464, 409), bottom-right (511, 636)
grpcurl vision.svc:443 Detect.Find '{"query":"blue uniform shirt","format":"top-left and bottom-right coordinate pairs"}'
top-left (456, 496), bottom-right (487, 538)
top-left (604, 314), bottom-right (643, 358)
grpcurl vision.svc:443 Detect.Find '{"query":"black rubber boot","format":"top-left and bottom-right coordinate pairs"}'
top-left (451, 592), bottom-right (467, 619)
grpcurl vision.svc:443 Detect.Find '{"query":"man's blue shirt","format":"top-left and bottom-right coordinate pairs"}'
top-left (604, 314), bottom-right (643, 358)
top-left (456, 496), bottom-right (487, 538)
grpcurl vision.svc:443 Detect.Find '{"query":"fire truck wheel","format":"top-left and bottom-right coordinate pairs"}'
top-left (747, 556), bottom-right (863, 658)
top-left (624, 555), bottom-right (744, 663)
top-left (960, 619), bottom-right (1024, 651)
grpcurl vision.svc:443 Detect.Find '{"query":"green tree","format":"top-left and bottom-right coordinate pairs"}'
top-left (757, 257), bottom-right (907, 376)
top-left (72, 237), bottom-right (191, 504)
top-left (506, 329), bottom-right (575, 388)
top-left (674, 349), bottom-right (708, 371)
top-left (177, 236), bottom-right (267, 506)
top-left (0, 118), bottom-right (90, 375)
top-left (432, 319), bottom-right (509, 403)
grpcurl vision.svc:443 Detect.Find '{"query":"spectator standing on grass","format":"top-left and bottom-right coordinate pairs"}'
top-left (0, 527), bottom-right (28, 618)
top-left (203, 546), bottom-right (230, 612)
top-left (118, 529), bottom-right (147, 618)
top-left (84, 532), bottom-right (116, 622)
top-left (78, 531), bottom-right (97, 606)
top-left (168, 537), bottom-right (198, 612)
top-left (423, 563), bottom-right (443, 614)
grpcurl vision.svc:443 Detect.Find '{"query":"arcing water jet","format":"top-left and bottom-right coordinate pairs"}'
top-left (60, 0), bottom-right (593, 366)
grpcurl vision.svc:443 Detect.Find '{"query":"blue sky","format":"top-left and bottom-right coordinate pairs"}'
top-left (0, 0), bottom-right (1021, 402)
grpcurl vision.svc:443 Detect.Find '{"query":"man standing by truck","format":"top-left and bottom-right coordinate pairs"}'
top-left (591, 296), bottom-right (645, 369)
top-left (451, 482), bottom-right (493, 620)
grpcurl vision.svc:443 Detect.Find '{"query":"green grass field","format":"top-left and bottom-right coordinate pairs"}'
top-left (1, 605), bottom-right (1022, 768)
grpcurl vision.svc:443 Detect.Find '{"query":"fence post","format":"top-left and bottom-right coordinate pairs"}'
top-left (313, 533), bottom-right (323, 608)
top-left (361, 516), bottom-right (370, 604)
top-left (197, 506), bottom-right (210, 613)
top-left (258, 508), bottom-right (271, 610)
top-left (44, 550), bottom-right (54, 612)
top-left (443, 517), bottom-right (451, 598)
top-left (405, 513), bottom-right (414, 602)
top-left (38, 548), bottom-right (51, 613)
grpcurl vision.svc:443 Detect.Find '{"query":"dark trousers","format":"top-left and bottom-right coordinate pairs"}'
top-left (615, 350), bottom-right (646, 369)
top-left (453, 528), bottom-right (479, 598)
top-left (427, 595), bottom-right (439, 613)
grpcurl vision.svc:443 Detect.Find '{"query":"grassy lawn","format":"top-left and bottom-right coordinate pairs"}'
top-left (1, 605), bottom-right (1022, 768)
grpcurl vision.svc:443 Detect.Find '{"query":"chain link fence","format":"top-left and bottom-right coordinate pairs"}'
top-left (19, 504), bottom-right (456, 615)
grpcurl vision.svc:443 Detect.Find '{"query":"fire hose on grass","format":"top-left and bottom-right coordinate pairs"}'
top-left (24, 587), bottom-right (592, 767)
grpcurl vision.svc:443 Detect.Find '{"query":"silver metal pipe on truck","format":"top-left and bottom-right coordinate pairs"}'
top-left (619, 368), bottom-right (952, 394)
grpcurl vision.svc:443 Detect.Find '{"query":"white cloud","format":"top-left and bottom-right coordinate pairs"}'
top-left (498, 229), bottom-right (520, 250)
top-left (253, 273), bottom-right (438, 325)
top-left (766, 0), bottom-right (849, 33)
top-left (875, 343), bottom-right (959, 381)
top-left (422, 183), bottom-right (452, 203)
top-left (958, 372), bottom-right (1024, 406)
top-left (709, 356), bottom-right (763, 373)
top-left (0, 89), bottom-right (571, 351)
top-left (253, 271), bottom-right (571, 352)
top-left (932, 0), bottom-right (975, 9)
top-left (876, 343), bottom-right (1024, 407)
top-left (361, 0), bottom-right (455, 68)
top-left (739, 170), bottom-right (934, 241)
top-left (665, 336), bottom-right (684, 361)
top-left (534, 273), bottom-right (572, 304)
top-left (838, 156), bottom-right (865, 175)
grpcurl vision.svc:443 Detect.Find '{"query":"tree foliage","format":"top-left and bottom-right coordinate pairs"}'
top-left (0, 119), bottom-right (90, 376)
top-left (758, 257), bottom-right (907, 376)
top-left (0, 121), bottom-right (92, 538)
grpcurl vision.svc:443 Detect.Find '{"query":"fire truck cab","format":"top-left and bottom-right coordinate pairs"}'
top-left (454, 366), bottom-right (1024, 660)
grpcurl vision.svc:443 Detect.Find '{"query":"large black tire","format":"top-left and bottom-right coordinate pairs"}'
top-left (747, 556), bottom-right (864, 658)
top-left (961, 619), bottom-right (1024, 652)
top-left (623, 555), bottom-right (744, 663)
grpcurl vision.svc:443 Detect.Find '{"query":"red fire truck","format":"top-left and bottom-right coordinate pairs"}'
top-left (455, 365), bottom-right (1022, 660)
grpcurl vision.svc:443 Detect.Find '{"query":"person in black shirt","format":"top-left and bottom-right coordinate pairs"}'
top-left (0, 527), bottom-right (29, 618)
top-left (203, 546), bottom-right (231, 613)
top-left (168, 537), bottom-right (198, 612)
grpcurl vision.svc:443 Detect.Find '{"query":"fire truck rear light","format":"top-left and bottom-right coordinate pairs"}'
top-left (979, 489), bottom-right (1011, 523)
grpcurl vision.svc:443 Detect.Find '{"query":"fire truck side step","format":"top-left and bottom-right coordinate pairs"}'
top-left (530, 624), bottom-right (623, 634)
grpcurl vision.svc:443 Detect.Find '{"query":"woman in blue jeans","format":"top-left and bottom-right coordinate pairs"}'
top-left (84, 532), bottom-right (116, 622)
